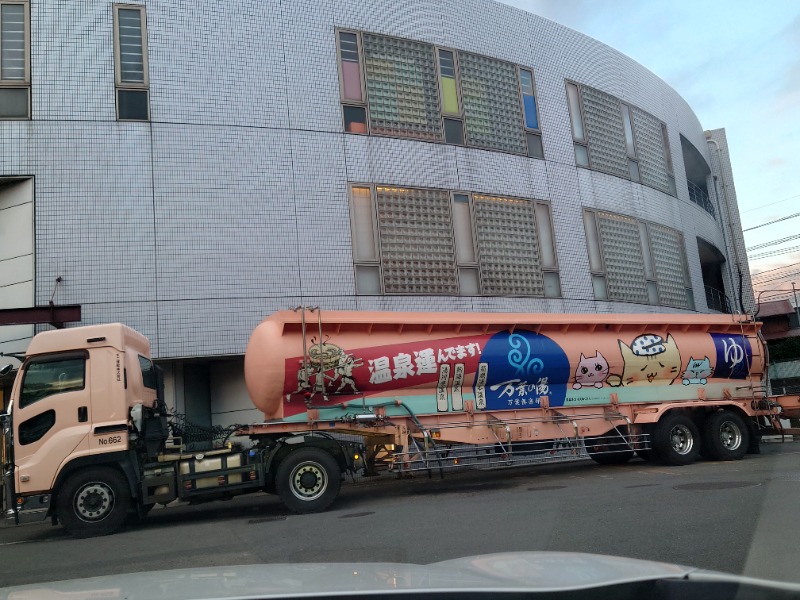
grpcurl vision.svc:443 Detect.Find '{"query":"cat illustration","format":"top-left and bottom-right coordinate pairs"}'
top-left (608, 333), bottom-right (682, 387)
top-left (572, 352), bottom-right (609, 389)
top-left (682, 356), bottom-right (713, 385)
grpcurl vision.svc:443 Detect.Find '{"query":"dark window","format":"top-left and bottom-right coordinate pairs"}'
top-left (0, 87), bottom-right (28, 118)
top-left (443, 117), bottom-right (464, 145)
top-left (526, 132), bottom-right (543, 159)
top-left (117, 89), bottom-right (148, 120)
top-left (343, 105), bottom-right (367, 133)
top-left (18, 410), bottom-right (56, 445)
top-left (139, 355), bottom-right (157, 390)
top-left (19, 356), bottom-right (86, 409)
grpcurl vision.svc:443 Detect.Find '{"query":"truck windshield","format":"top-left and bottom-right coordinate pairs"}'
top-left (19, 356), bottom-right (86, 409)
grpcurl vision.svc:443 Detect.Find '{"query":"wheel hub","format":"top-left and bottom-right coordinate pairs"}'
top-left (299, 470), bottom-right (318, 490)
top-left (290, 462), bottom-right (327, 500)
top-left (719, 421), bottom-right (742, 450)
top-left (75, 482), bottom-right (114, 522)
top-left (669, 424), bottom-right (694, 455)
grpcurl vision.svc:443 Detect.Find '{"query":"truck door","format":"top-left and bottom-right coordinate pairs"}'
top-left (13, 351), bottom-right (91, 494)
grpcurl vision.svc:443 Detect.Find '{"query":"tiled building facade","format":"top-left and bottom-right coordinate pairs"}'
top-left (0, 0), bottom-right (753, 424)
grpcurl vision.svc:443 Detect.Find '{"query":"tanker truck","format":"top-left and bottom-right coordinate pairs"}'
top-left (2, 308), bottom-right (799, 538)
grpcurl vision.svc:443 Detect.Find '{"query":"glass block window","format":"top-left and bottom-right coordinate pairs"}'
top-left (630, 106), bottom-right (670, 193)
top-left (472, 195), bottom-right (543, 296)
top-left (647, 224), bottom-right (689, 307)
top-left (0, 1), bottom-right (29, 119)
top-left (570, 81), bottom-right (674, 195)
top-left (458, 52), bottom-right (526, 154)
top-left (595, 212), bottom-right (648, 303)
top-left (362, 34), bottom-right (441, 141)
top-left (113, 5), bottom-right (149, 121)
top-left (580, 85), bottom-right (629, 179)
top-left (375, 186), bottom-right (458, 294)
top-left (337, 31), bottom-right (543, 156)
top-left (586, 209), bottom-right (693, 307)
top-left (351, 185), bottom-right (557, 297)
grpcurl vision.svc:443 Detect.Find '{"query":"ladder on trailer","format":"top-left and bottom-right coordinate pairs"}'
top-left (293, 306), bottom-right (330, 403)
top-left (738, 315), bottom-right (787, 438)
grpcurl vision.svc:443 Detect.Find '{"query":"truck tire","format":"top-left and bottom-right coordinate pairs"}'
top-left (585, 434), bottom-right (634, 465)
top-left (56, 467), bottom-right (131, 538)
top-left (702, 410), bottom-right (749, 461)
top-left (275, 447), bottom-right (341, 513)
top-left (652, 413), bottom-right (700, 466)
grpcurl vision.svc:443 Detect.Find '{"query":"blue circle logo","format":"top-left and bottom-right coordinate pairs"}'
top-left (476, 330), bottom-right (569, 409)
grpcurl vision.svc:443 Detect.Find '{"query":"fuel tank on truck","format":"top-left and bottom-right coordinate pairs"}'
top-left (244, 311), bottom-right (764, 422)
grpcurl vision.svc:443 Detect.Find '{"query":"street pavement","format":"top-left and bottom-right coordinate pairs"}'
top-left (1, 441), bottom-right (799, 588)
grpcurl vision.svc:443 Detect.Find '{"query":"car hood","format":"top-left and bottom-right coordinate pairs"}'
top-left (2, 551), bottom-right (799, 599)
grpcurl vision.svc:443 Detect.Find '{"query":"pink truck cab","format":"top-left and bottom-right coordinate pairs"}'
top-left (2, 324), bottom-right (166, 532)
top-left (2, 309), bottom-right (799, 538)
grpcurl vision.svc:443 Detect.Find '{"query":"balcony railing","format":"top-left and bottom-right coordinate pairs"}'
top-left (705, 285), bottom-right (731, 313)
top-left (688, 181), bottom-right (716, 218)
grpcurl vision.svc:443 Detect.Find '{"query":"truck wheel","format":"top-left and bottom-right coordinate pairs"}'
top-left (56, 467), bottom-right (130, 538)
top-left (652, 413), bottom-right (700, 466)
top-left (585, 434), bottom-right (634, 464)
top-left (703, 410), bottom-right (749, 461)
top-left (276, 447), bottom-right (341, 513)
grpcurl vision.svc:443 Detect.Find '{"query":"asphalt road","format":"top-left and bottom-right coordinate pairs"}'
top-left (1, 441), bottom-right (799, 589)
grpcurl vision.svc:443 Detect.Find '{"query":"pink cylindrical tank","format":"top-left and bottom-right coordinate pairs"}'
top-left (244, 310), bottom-right (765, 421)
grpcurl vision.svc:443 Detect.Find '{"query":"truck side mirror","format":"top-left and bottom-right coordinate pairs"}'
top-left (0, 364), bottom-right (12, 377)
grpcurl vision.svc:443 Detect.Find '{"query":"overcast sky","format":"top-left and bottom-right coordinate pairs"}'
top-left (500, 0), bottom-right (800, 298)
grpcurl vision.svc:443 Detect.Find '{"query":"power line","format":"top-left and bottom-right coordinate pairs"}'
top-left (749, 244), bottom-right (800, 261)
top-left (741, 193), bottom-right (800, 214)
top-left (743, 211), bottom-right (800, 232)
top-left (751, 261), bottom-right (800, 279)
top-left (753, 269), bottom-right (800, 286)
top-left (747, 233), bottom-right (800, 252)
